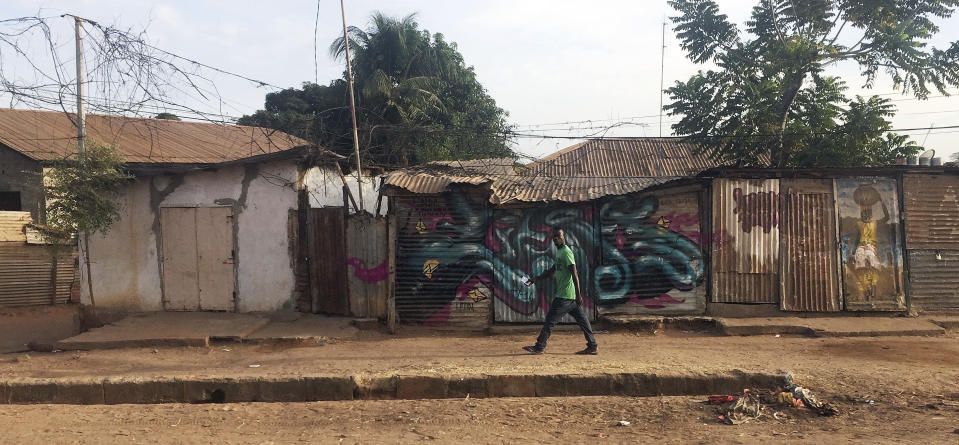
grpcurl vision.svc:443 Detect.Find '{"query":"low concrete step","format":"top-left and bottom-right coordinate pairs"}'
top-left (0, 370), bottom-right (789, 405)
top-left (717, 317), bottom-right (946, 337)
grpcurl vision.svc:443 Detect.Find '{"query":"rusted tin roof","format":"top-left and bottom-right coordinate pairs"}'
top-left (527, 138), bottom-right (714, 178)
top-left (0, 108), bottom-right (314, 164)
top-left (385, 138), bottom-right (713, 203)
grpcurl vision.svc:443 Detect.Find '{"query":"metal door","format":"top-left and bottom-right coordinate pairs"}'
top-left (195, 207), bottom-right (235, 311)
top-left (836, 177), bottom-right (905, 311)
top-left (161, 207), bottom-right (236, 311)
top-left (779, 179), bottom-right (841, 311)
top-left (161, 208), bottom-right (200, 311)
top-left (307, 208), bottom-right (349, 315)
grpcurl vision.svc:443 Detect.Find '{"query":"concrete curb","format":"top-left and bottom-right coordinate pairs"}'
top-left (0, 370), bottom-right (789, 405)
top-left (717, 320), bottom-right (946, 337)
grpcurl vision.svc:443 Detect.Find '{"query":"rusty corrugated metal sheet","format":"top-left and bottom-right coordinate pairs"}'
top-left (903, 173), bottom-right (959, 310)
top-left (393, 190), bottom-right (491, 327)
top-left (780, 179), bottom-right (841, 312)
top-left (711, 178), bottom-right (779, 303)
top-left (903, 174), bottom-right (959, 249)
top-left (346, 213), bottom-right (389, 318)
top-left (907, 249), bottom-right (959, 310)
top-left (526, 138), bottom-right (714, 177)
top-left (0, 108), bottom-right (310, 164)
top-left (0, 243), bottom-right (76, 307)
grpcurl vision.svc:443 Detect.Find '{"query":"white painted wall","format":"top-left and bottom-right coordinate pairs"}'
top-left (303, 167), bottom-right (386, 215)
top-left (81, 160), bottom-right (299, 312)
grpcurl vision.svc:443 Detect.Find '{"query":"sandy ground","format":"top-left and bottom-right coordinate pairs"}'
top-left (1, 329), bottom-right (958, 443)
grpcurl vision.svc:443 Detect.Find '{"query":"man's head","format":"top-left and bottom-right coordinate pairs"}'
top-left (552, 227), bottom-right (567, 248)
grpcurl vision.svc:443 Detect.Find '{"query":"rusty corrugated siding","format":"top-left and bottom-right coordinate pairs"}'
top-left (907, 250), bottom-right (959, 310)
top-left (711, 178), bottom-right (779, 303)
top-left (903, 174), bottom-right (959, 249)
top-left (346, 213), bottom-right (389, 318)
top-left (903, 174), bottom-right (959, 310)
top-left (0, 108), bottom-right (309, 163)
top-left (779, 179), bottom-right (841, 312)
top-left (0, 243), bottom-right (76, 307)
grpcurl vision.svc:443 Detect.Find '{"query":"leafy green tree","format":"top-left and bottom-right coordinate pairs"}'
top-left (665, 0), bottom-right (959, 167)
top-left (43, 142), bottom-right (132, 317)
top-left (241, 12), bottom-right (512, 167)
top-left (154, 112), bottom-right (181, 120)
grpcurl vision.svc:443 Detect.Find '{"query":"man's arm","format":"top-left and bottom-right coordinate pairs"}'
top-left (529, 266), bottom-right (556, 285)
top-left (570, 263), bottom-right (583, 305)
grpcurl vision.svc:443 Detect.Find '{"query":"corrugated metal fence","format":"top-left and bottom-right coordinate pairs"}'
top-left (903, 173), bottom-right (959, 310)
top-left (0, 243), bottom-right (77, 307)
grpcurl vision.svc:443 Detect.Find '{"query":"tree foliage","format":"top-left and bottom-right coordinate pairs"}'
top-left (44, 141), bottom-right (132, 236)
top-left (240, 12), bottom-right (513, 167)
top-left (665, 0), bottom-right (959, 167)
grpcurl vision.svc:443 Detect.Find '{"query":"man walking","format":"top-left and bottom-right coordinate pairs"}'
top-left (523, 228), bottom-right (598, 355)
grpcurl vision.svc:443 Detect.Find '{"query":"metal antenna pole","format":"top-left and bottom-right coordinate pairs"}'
top-left (659, 18), bottom-right (666, 138)
top-left (340, 0), bottom-right (365, 212)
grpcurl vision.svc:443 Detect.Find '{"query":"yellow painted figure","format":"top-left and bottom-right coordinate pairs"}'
top-left (851, 185), bottom-right (889, 299)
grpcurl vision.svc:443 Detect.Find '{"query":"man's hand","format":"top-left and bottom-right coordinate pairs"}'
top-left (575, 295), bottom-right (584, 306)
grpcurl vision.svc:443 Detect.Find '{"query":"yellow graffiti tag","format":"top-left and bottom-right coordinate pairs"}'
top-left (423, 259), bottom-right (439, 279)
top-left (468, 284), bottom-right (490, 303)
top-left (415, 220), bottom-right (427, 234)
top-left (657, 216), bottom-right (671, 229)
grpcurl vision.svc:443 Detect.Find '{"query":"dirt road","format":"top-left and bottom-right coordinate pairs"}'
top-left (1, 330), bottom-right (958, 443)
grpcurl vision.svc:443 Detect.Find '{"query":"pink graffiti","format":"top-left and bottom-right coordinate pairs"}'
top-left (615, 229), bottom-right (626, 250)
top-left (661, 212), bottom-right (700, 243)
top-left (345, 258), bottom-right (388, 283)
top-left (627, 293), bottom-right (686, 309)
top-left (700, 230), bottom-right (733, 248)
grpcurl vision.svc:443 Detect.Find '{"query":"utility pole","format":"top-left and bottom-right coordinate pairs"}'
top-left (64, 14), bottom-right (87, 162)
top-left (659, 18), bottom-right (666, 138)
top-left (339, 0), bottom-right (365, 212)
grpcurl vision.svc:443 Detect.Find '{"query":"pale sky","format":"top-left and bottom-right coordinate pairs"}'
top-left (7, 0), bottom-right (959, 161)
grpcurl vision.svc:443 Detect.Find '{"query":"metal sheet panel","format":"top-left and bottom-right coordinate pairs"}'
top-left (0, 108), bottom-right (311, 164)
top-left (491, 203), bottom-right (597, 322)
top-left (711, 178), bottom-right (780, 303)
top-left (393, 187), bottom-right (492, 327)
top-left (836, 177), bottom-right (905, 311)
top-left (903, 174), bottom-right (959, 249)
top-left (779, 179), bottom-right (841, 312)
top-left (595, 189), bottom-right (706, 315)
top-left (907, 249), bottom-right (959, 311)
top-left (160, 208), bottom-right (200, 311)
top-left (346, 213), bottom-right (388, 318)
top-left (0, 243), bottom-right (76, 307)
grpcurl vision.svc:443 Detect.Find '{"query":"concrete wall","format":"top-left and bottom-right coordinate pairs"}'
top-left (82, 160), bottom-right (300, 312)
top-left (303, 167), bottom-right (386, 215)
top-left (0, 145), bottom-right (44, 221)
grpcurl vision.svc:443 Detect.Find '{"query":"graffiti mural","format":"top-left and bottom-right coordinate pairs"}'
top-left (596, 191), bottom-right (705, 313)
top-left (489, 204), bottom-right (597, 322)
top-left (836, 177), bottom-right (905, 310)
top-left (394, 186), bottom-right (707, 327)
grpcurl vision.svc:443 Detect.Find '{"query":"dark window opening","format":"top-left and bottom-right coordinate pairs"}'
top-left (0, 191), bottom-right (22, 211)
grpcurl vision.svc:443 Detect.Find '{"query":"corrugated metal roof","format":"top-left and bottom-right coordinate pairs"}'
top-left (527, 138), bottom-right (714, 178)
top-left (0, 108), bottom-right (313, 164)
top-left (385, 138), bottom-right (714, 203)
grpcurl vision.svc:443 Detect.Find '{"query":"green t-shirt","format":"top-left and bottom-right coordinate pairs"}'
top-left (554, 245), bottom-right (577, 300)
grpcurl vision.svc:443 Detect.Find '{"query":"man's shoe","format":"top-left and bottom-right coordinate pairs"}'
top-left (575, 347), bottom-right (598, 355)
top-left (522, 345), bottom-right (543, 354)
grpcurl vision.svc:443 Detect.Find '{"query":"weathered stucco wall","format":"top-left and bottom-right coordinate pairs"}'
top-left (81, 160), bottom-right (299, 312)
top-left (303, 167), bottom-right (386, 214)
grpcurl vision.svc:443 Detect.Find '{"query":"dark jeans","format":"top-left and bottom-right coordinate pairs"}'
top-left (535, 298), bottom-right (597, 350)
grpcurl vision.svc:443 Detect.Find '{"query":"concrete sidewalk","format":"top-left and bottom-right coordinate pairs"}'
top-left (54, 312), bottom-right (358, 350)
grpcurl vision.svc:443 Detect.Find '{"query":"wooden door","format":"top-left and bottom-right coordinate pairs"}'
top-left (161, 208), bottom-right (200, 311)
top-left (161, 207), bottom-right (236, 311)
top-left (308, 208), bottom-right (349, 315)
